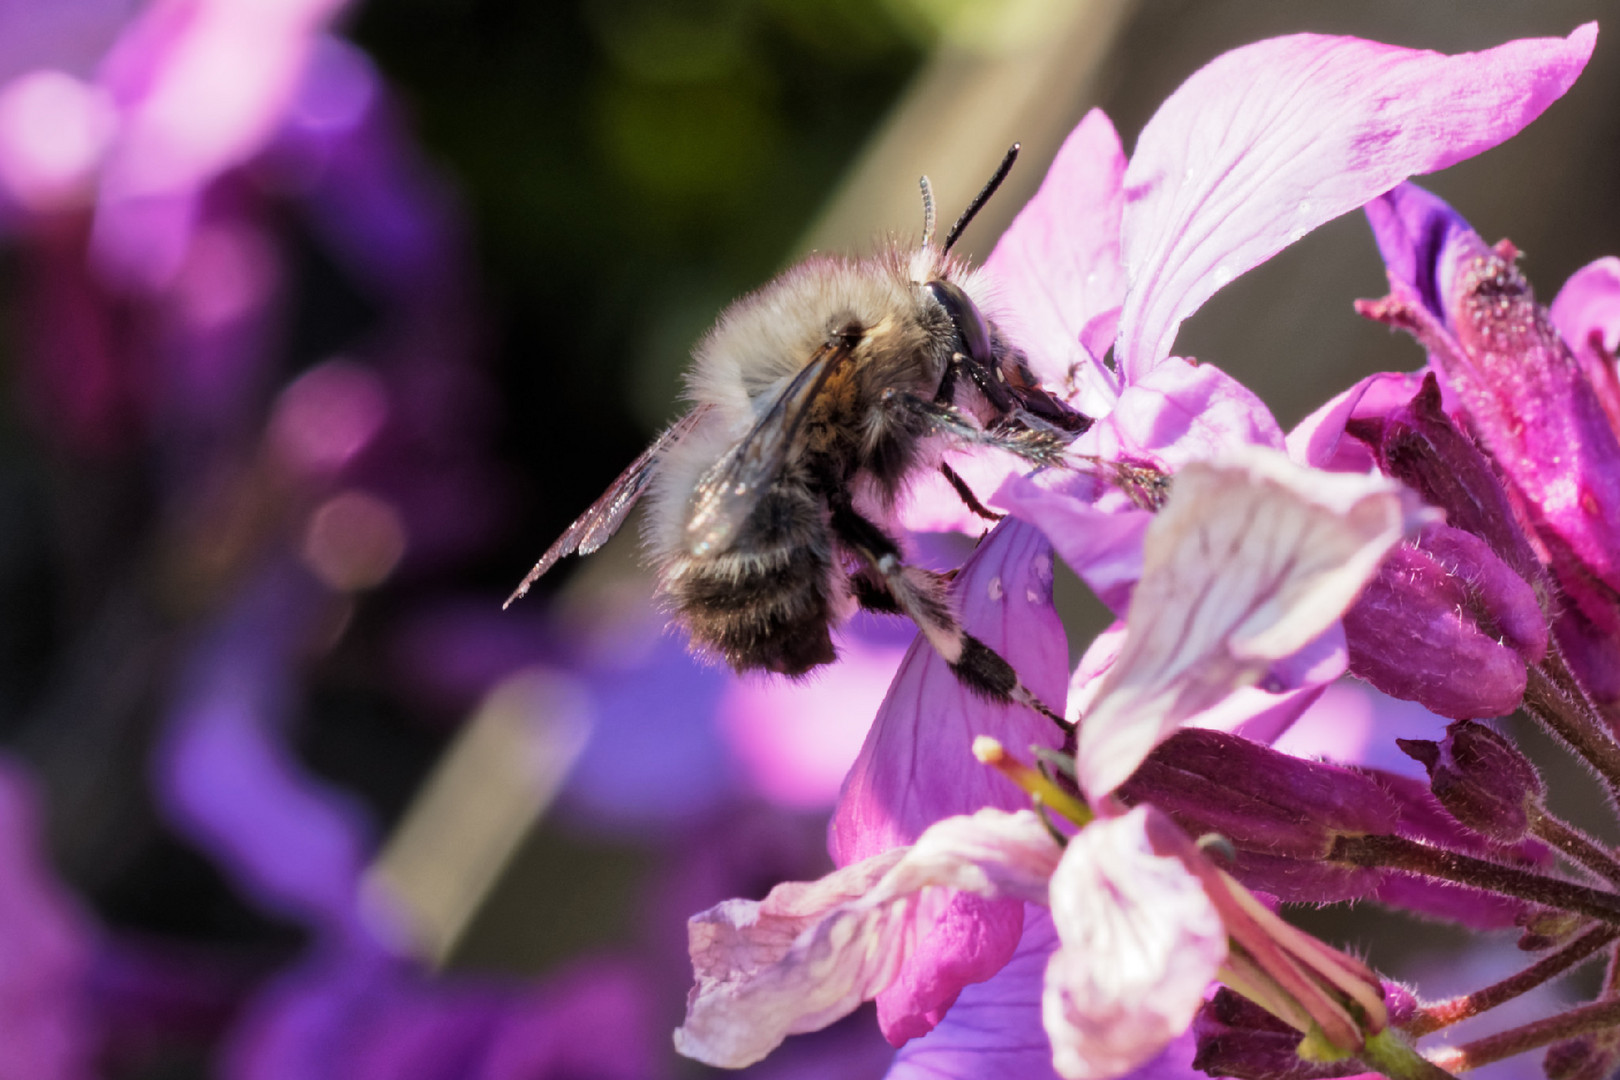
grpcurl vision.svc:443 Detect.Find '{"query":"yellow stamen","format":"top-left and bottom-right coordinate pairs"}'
top-left (973, 737), bottom-right (1092, 826)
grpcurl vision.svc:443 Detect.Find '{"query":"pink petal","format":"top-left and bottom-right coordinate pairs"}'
top-left (1272, 680), bottom-right (1450, 778)
top-left (1070, 621), bottom-right (1334, 748)
top-left (1285, 371), bottom-right (1429, 471)
top-left (901, 446), bottom-right (1031, 535)
top-left (1117, 24), bottom-right (1597, 377)
top-left (996, 361), bottom-right (1283, 619)
top-left (1552, 257), bottom-right (1620, 357)
top-left (1103, 360), bottom-right (1285, 462)
top-left (885, 905), bottom-right (1063, 1080)
top-left (983, 109), bottom-right (1127, 413)
top-left (995, 478), bottom-right (1150, 617)
top-left (1077, 448), bottom-right (1429, 801)
top-left (831, 520), bottom-right (1069, 1043)
top-left (677, 810), bottom-right (1061, 1068)
top-left (1044, 808), bottom-right (1225, 1080)
top-left (1550, 256), bottom-right (1620, 433)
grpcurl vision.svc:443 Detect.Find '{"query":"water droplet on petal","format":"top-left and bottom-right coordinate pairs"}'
top-left (987, 577), bottom-right (1004, 601)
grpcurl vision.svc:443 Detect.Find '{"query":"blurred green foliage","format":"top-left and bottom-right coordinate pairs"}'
top-left (352, 1), bottom-right (926, 578)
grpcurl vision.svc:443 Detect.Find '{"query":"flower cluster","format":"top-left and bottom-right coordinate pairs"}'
top-left (4, 8), bottom-right (1620, 1080)
top-left (668, 21), bottom-right (1620, 1080)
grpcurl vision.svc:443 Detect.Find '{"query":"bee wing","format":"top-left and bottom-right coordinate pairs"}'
top-left (683, 338), bottom-right (855, 557)
top-left (504, 407), bottom-right (708, 607)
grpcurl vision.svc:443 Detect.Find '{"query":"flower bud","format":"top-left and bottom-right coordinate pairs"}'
top-left (1193, 986), bottom-right (1415, 1080)
top-left (1344, 524), bottom-right (1544, 719)
top-left (1346, 374), bottom-right (1550, 606)
top-left (1546, 1032), bottom-right (1620, 1080)
top-left (1118, 729), bottom-right (1396, 902)
top-left (1120, 729), bottom-right (1398, 859)
top-left (1398, 721), bottom-right (1544, 843)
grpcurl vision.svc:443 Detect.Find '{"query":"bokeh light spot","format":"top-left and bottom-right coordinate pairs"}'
top-left (302, 490), bottom-right (407, 591)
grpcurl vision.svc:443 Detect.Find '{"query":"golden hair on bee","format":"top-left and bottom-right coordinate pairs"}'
top-left (508, 144), bottom-right (1088, 724)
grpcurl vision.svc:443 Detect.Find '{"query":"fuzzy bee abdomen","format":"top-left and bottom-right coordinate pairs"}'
top-left (665, 485), bottom-right (839, 677)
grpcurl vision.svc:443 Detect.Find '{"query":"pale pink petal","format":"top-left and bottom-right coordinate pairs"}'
top-left (1273, 679), bottom-right (1451, 778)
top-left (996, 361), bottom-right (1282, 619)
top-left (831, 519), bottom-right (1069, 1043)
top-left (1069, 620), bottom-right (1333, 748)
top-left (995, 477), bottom-right (1150, 617)
top-left (1285, 371), bottom-right (1430, 471)
top-left (1044, 807), bottom-right (1225, 1080)
top-left (1117, 25), bottom-right (1597, 377)
top-left (1103, 360), bottom-right (1285, 463)
top-left (983, 109), bottom-right (1127, 413)
top-left (676, 809), bottom-right (1061, 1068)
top-left (1076, 447), bottom-right (1430, 800)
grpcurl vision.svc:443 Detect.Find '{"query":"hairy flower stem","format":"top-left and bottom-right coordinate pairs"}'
top-left (1359, 1030), bottom-right (1460, 1080)
top-left (1406, 924), bottom-right (1619, 1037)
top-left (1525, 661), bottom-right (1620, 800)
top-left (1329, 834), bottom-right (1620, 924)
top-left (1429, 998), bottom-right (1620, 1073)
top-left (1529, 806), bottom-right (1620, 885)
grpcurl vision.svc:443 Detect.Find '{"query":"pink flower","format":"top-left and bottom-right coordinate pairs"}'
top-left (837, 26), bottom-right (1593, 1046)
top-left (679, 449), bottom-right (1425, 1076)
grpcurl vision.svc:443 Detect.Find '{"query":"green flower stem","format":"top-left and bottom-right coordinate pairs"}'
top-left (1358, 1030), bottom-right (1458, 1080)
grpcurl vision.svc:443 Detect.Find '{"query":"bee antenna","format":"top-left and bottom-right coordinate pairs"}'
top-left (919, 175), bottom-right (937, 249)
top-left (942, 143), bottom-right (1019, 255)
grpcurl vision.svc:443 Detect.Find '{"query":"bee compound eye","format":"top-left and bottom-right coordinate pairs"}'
top-left (923, 280), bottom-right (993, 363)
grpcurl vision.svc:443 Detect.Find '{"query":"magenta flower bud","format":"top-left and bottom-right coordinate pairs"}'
top-left (1343, 523), bottom-right (1546, 720)
top-left (1119, 729), bottom-right (1399, 860)
top-left (1192, 986), bottom-right (1412, 1080)
top-left (1365, 184), bottom-right (1620, 706)
top-left (1347, 374), bottom-right (1551, 610)
top-left (1398, 720), bottom-right (1544, 843)
top-left (1546, 1033), bottom-right (1620, 1080)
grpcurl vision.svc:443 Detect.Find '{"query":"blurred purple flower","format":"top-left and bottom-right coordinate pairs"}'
top-left (224, 951), bottom-right (661, 1080)
top-left (0, 757), bottom-right (97, 1080)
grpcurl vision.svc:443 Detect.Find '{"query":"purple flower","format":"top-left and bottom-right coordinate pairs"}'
top-left (1362, 182), bottom-right (1620, 708)
top-left (0, 758), bottom-right (97, 1080)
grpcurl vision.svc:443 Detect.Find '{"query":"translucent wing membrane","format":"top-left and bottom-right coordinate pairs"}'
top-left (504, 407), bottom-right (709, 607)
top-left (683, 338), bottom-right (857, 558)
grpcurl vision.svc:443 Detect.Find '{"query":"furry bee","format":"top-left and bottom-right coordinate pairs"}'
top-left (508, 147), bottom-right (1089, 719)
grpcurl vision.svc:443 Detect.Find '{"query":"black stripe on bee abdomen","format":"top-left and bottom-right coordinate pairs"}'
top-left (666, 487), bottom-right (838, 677)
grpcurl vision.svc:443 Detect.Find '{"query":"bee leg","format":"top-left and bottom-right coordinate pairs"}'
top-left (829, 501), bottom-right (1067, 728)
top-left (882, 390), bottom-right (1070, 467)
top-left (938, 461), bottom-right (1003, 522)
